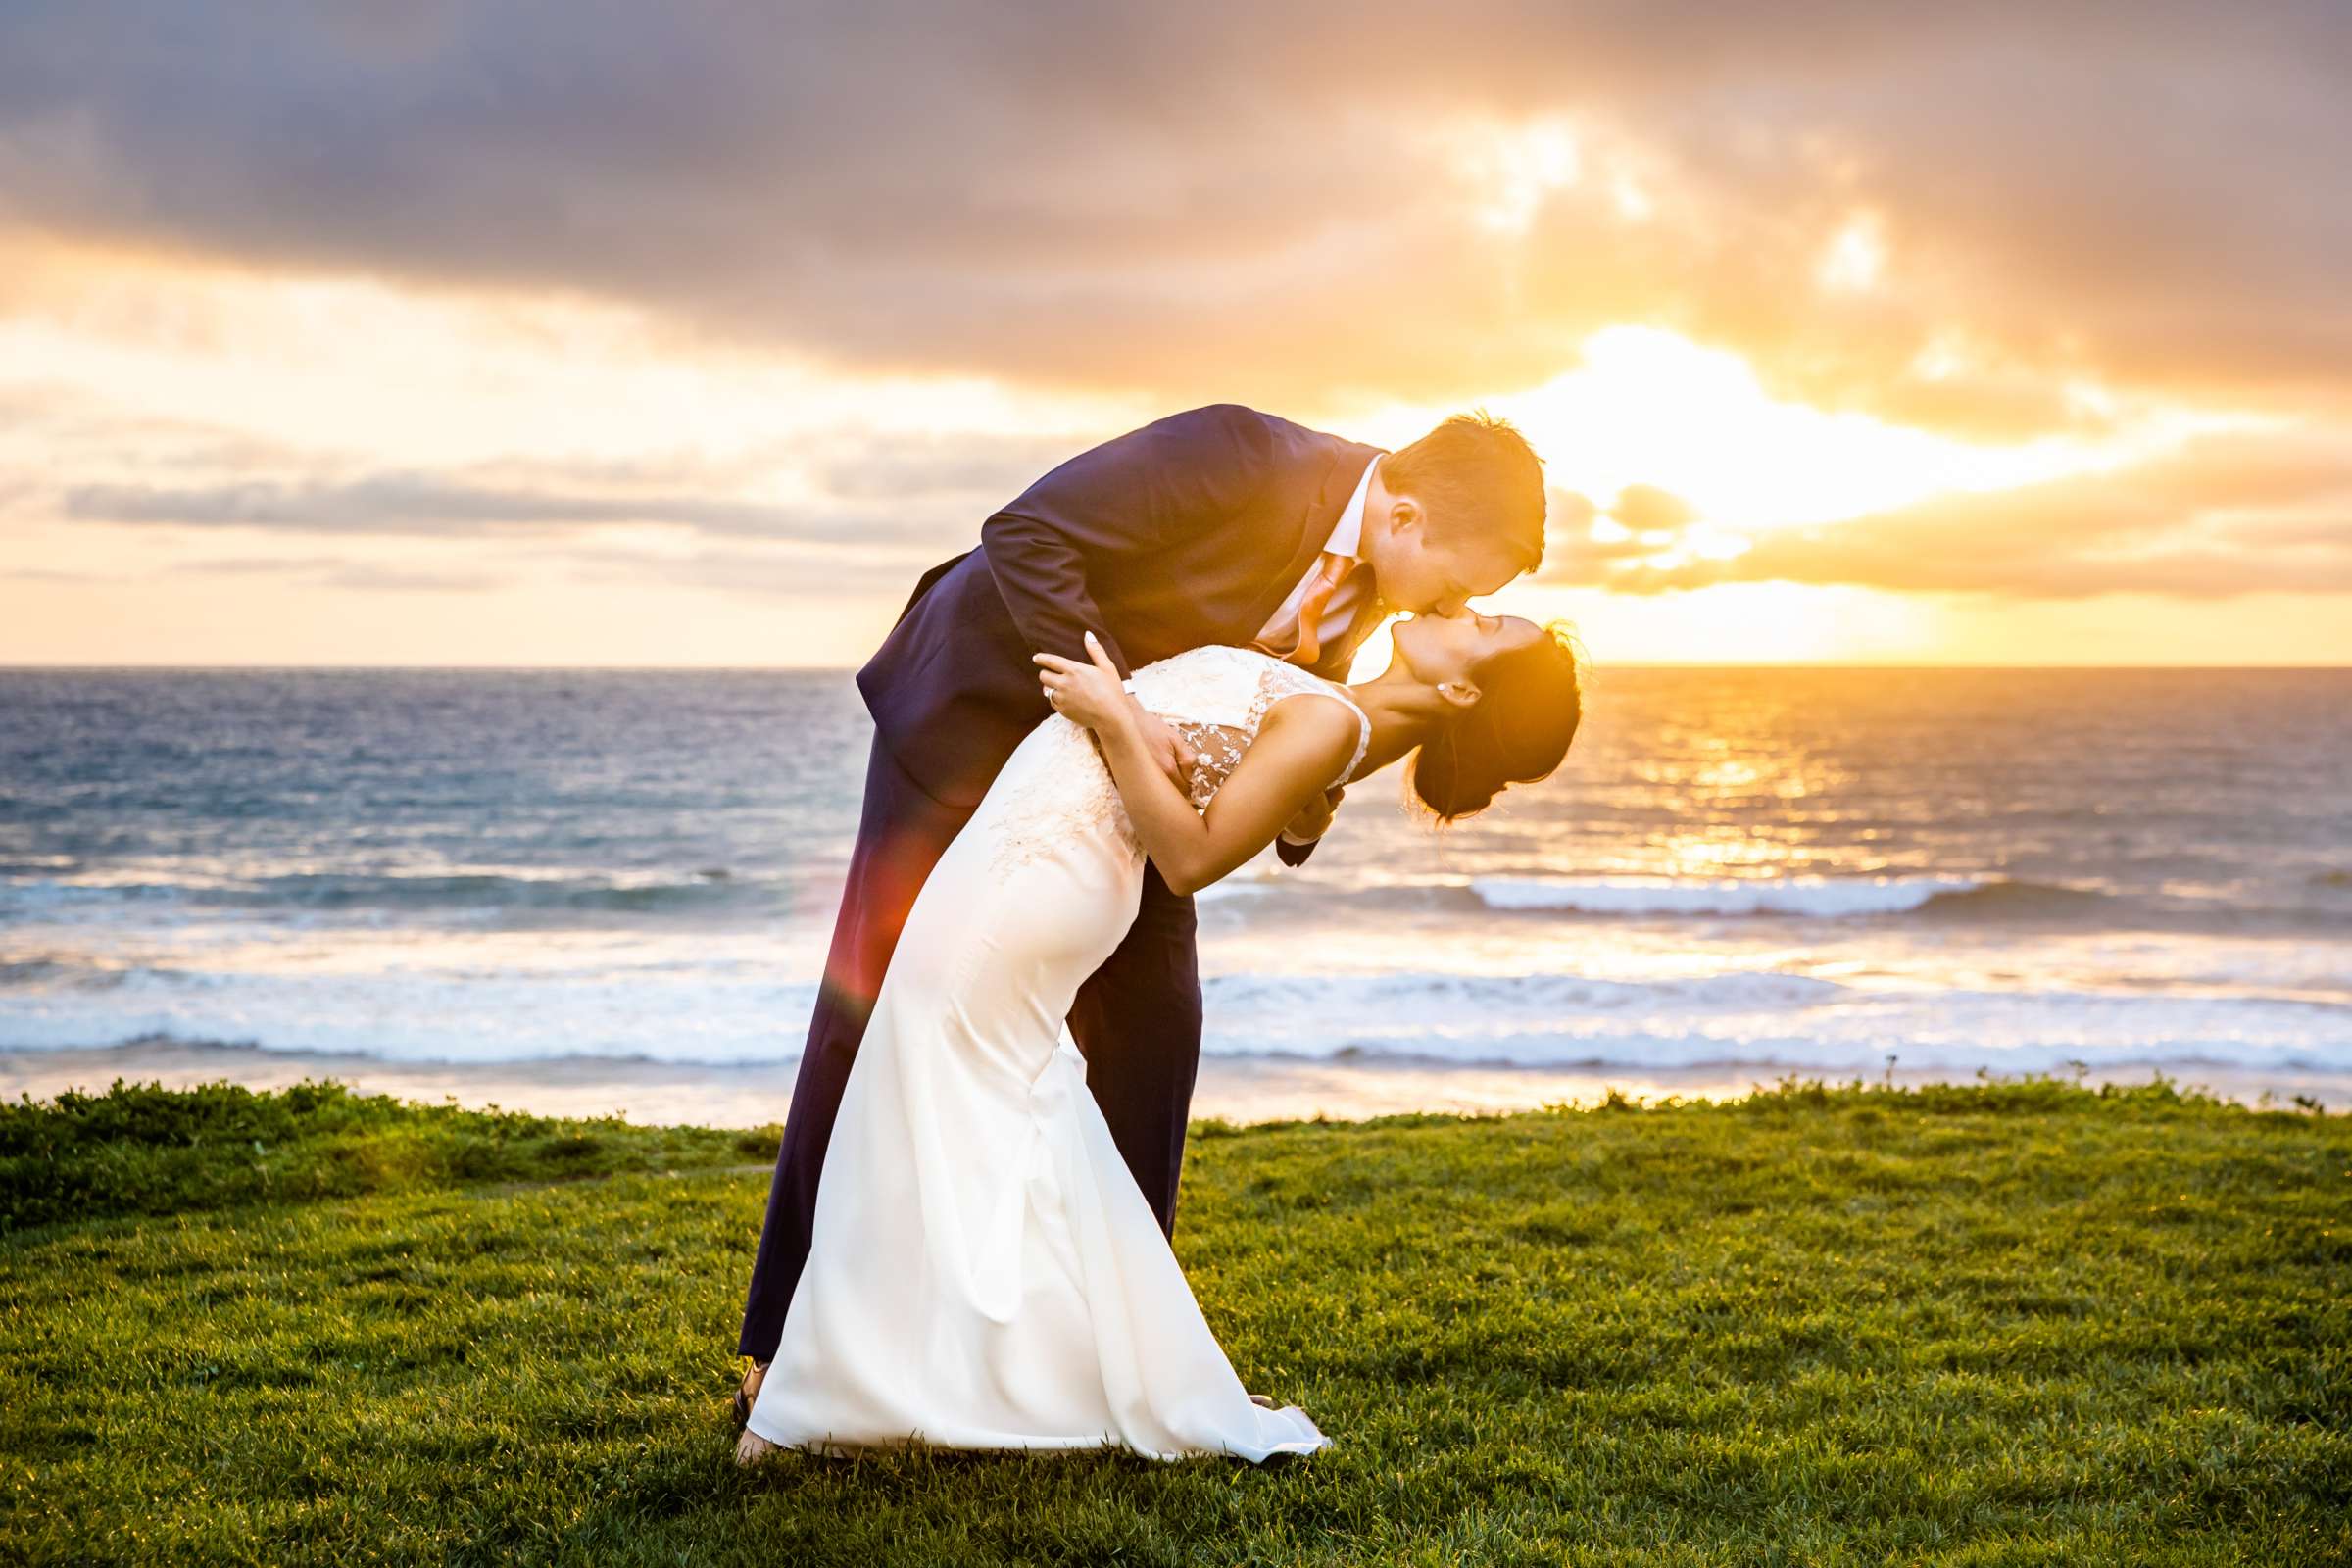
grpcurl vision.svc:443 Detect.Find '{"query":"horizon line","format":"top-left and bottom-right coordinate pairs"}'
top-left (5, 662), bottom-right (2350, 674)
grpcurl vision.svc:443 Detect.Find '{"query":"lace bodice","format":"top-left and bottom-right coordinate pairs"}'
top-left (1128, 645), bottom-right (1370, 808)
top-left (986, 645), bottom-right (1371, 876)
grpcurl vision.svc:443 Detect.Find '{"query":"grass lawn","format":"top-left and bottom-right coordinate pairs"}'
top-left (2, 1077), bottom-right (2345, 1566)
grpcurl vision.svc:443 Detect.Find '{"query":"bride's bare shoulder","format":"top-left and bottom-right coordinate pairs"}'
top-left (1253, 685), bottom-right (1359, 763)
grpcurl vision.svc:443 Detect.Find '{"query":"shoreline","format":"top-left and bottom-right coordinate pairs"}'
top-left (5, 1036), bottom-right (2344, 1126)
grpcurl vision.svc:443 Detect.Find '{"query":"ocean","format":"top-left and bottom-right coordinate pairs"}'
top-left (4, 664), bottom-right (2348, 1123)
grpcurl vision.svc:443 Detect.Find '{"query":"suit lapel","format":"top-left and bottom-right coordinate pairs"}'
top-left (1237, 438), bottom-right (1380, 638)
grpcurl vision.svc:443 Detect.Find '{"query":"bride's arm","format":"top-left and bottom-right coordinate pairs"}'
top-left (1038, 636), bottom-right (1355, 898)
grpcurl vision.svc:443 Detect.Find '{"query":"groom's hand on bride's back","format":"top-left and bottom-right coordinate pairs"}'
top-left (1079, 711), bottom-right (1196, 794)
top-left (1280, 785), bottom-right (1343, 846)
top-left (1138, 712), bottom-right (1199, 793)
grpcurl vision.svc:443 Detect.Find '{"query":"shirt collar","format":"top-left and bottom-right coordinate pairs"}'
top-left (1327, 452), bottom-right (1382, 561)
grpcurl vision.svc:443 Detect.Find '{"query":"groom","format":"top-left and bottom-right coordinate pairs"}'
top-left (735, 402), bottom-right (1548, 1405)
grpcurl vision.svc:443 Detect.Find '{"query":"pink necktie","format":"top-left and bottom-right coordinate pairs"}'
top-left (1263, 552), bottom-right (1355, 668)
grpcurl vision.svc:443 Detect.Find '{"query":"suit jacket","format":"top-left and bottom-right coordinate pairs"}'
top-left (857, 404), bottom-right (1382, 870)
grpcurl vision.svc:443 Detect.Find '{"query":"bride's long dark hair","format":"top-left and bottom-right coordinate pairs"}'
top-left (1406, 619), bottom-right (1585, 822)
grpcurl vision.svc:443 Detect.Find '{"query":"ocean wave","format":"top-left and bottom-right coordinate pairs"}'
top-left (1192, 881), bottom-right (1280, 905)
top-left (1469, 874), bottom-right (1994, 917)
top-left (6, 957), bottom-right (2346, 1075)
top-left (1906, 878), bottom-right (2127, 921)
top-left (1203, 967), bottom-right (1848, 1014)
top-left (10, 1025), bottom-right (2343, 1080)
top-left (1448, 872), bottom-right (2352, 932)
top-left (0, 869), bottom-right (778, 918)
top-left (1241, 1037), bottom-right (2352, 1076)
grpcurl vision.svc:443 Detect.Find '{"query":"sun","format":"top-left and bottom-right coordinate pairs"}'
top-left (1333, 324), bottom-right (2230, 662)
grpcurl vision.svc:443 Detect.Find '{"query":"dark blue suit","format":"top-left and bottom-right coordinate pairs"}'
top-left (738, 404), bottom-right (1382, 1359)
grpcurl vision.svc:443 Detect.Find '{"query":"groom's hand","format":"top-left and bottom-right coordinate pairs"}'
top-left (1135, 708), bottom-right (1197, 792)
top-left (1281, 785), bottom-right (1344, 845)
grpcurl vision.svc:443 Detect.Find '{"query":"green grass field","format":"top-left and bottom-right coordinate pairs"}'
top-left (2, 1077), bottom-right (2345, 1566)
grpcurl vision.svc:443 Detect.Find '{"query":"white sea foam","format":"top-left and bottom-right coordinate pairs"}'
top-left (1469, 875), bottom-right (1989, 917)
top-left (6, 952), bottom-right (2346, 1076)
top-left (9, 665), bottom-right (2346, 1109)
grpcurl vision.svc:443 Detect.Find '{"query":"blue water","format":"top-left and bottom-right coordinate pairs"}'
top-left (3, 665), bottom-right (2348, 1083)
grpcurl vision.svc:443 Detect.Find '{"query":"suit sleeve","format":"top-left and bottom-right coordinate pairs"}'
top-left (1274, 833), bottom-right (1321, 868)
top-left (979, 404), bottom-right (1276, 679)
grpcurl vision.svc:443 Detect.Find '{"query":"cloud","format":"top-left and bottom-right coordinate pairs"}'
top-left (173, 554), bottom-right (514, 592)
top-left (552, 540), bottom-right (948, 600)
top-left (1565, 429), bottom-right (2352, 599)
top-left (3, 2), bottom-right (2347, 422)
top-left (34, 422), bottom-right (1091, 554)
top-left (65, 474), bottom-right (822, 538)
top-left (1608, 484), bottom-right (1695, 535)
top-left (0, 374), bottom-right (1134, 605)
top-left (811, 432), bottom-right (1080, 503)
top-left (21, 525), bottom-right (941, 600)
top-left (0, 564), bottom-right (109, 583)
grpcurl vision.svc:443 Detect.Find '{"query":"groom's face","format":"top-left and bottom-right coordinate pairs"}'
top-left (1367, 499), bottom-right (1528, 616)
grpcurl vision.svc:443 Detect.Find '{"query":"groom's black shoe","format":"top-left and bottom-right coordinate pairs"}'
top-left (730, 1360), bottom-right (768, 1431)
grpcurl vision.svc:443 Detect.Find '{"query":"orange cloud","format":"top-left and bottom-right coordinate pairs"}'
top-left (1568, 430), bottom-right (2352, 599)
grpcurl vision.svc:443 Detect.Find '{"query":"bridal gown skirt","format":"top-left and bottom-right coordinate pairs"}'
top-left (744, 709), bottom-right (1330, 1462)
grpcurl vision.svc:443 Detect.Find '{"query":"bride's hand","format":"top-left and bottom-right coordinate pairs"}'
top-left (1034, 632), bottom-right (1132, 735)
top-left (1035, 635), bottom-right (1197, 789)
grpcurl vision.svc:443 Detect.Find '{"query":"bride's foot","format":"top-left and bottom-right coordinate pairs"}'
top-left (734, 1428), bottom-right (780, 1466)
top-left (730, 1359), bottom-right (769, 1431)
top-left (1248, 1392), bottom-right (1276, 1408)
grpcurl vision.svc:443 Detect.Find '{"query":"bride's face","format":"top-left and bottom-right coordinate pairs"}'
top-left (1392, 608), bottom-right (1544, 700)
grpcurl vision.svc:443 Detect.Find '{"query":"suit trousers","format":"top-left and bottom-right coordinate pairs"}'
top-left (736, 729), bottom-right (1203, 1361)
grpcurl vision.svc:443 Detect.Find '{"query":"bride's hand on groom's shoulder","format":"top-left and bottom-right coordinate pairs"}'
top-left (1034, 633), bottom-right (1127, 731)
top-left (1035, 636), bottom-right (1196, 790)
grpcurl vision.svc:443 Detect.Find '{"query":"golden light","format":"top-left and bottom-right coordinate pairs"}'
top-left (1610, 173), bottom-right (1654, 221)
top-left (1348, 579), bottom-right (1944, 673)
top-left (1816, 213), bottom-right (1886, 292)
top-left (1440, 114), bottom-right (1584, 233)
top-left (1357, 324), bottom-right (2203, 538)
top-left (0, 231), bottom-right (1131, 467)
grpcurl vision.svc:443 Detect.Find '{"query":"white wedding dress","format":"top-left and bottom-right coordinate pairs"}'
top-left (744, 645), bottom-right (1368, 1463)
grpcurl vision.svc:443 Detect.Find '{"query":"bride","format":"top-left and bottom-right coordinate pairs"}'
top-left (737, 607), bottom-right (1584, 1464)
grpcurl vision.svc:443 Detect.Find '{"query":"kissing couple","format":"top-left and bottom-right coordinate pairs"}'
top-left (731, 403), bottom-right (1585, 1464)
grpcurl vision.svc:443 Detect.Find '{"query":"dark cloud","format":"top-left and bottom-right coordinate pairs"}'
top-left (6, 399), bottom-right (1174, 601)
top-left (3, 2), bottom-right (2346, 418)
top-left (50, 423), bottom-right (1088, 550)
top-left (67, 474), bottom-right (825, 538)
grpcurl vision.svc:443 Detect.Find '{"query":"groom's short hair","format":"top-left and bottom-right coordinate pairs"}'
top-left (1379, 410), bottom-right (1547, 573)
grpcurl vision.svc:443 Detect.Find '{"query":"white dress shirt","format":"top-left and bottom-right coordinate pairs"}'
top-left (1254, 452), bottom-right (1384, 658)
top-left (1264, 452), bottom-right (1385, 847)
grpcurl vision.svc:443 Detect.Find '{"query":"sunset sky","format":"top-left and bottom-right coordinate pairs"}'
top-left (4, 2), bottom-right (2348, 667)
